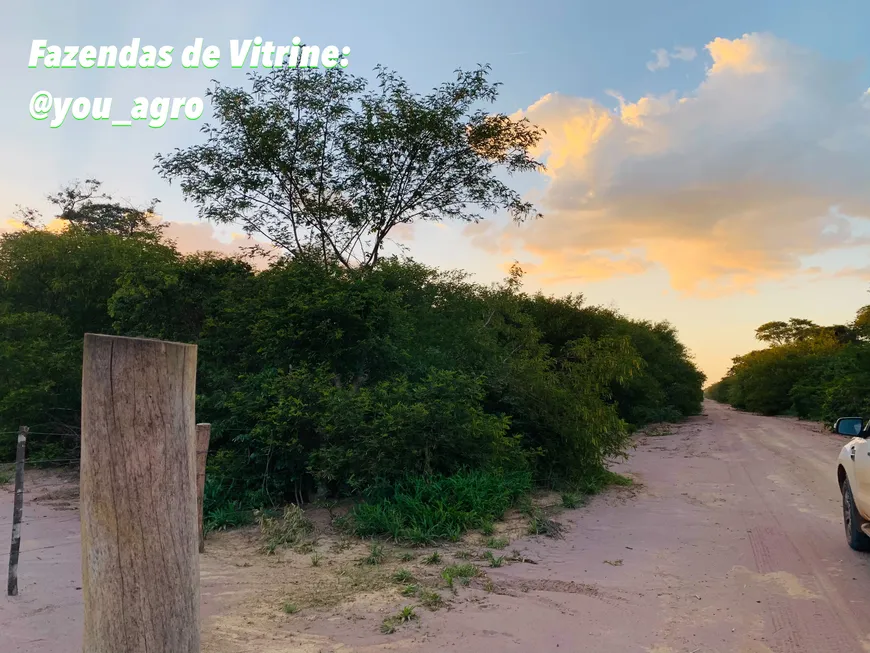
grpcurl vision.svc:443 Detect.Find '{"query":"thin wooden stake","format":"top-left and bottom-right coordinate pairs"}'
top-left (80, 334), bottom-right (199, 653)
top-left (196, 423), bottom-right (211, 553)
top-left (6, 425), bottom-right (27, 596)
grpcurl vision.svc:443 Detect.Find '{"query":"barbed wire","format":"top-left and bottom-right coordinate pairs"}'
top-left (0, 514), bottom-right (80, 527)
top-left (0, 430), bottom-right (80, 436)
top-left (0, 540), bottom-right (80, 559)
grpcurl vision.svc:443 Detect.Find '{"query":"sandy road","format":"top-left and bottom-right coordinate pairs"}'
top-left (293, 401), bottom-right (870, 653)
top-left (391, 401), bottom-right (870, 653)
top-left (4, 400), bottom-right (870, 652)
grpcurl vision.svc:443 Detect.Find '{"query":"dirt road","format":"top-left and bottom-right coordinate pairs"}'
top-left (4, 401), bottom-right (870, 652)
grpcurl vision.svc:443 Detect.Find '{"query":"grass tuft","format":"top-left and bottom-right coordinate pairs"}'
top-left (258, 505), bottom-right (314, 554)
top-left (281, 602), bottom-right (299, 614)
top-left (485, 536), bottom-right (508, 549)
top-left (391, 568), bottom-right (414, 583)
top-left (422, 551), bottom-right (441, 565)
top-left (362, 542), bottom-right (387, 565)
top-left (419, 588), bottom-right (444, 610)
top-left (382, 605), bottom-right (418, 633)
top-left (527, 510), bottom-right (564, 539)
top-left (560, 492), bottom-right (581, 509)
top-left (441, 563), bottom-right (480, 588)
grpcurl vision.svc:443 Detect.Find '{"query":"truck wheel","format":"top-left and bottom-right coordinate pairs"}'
top-left (842, 479), bottom-right (870, 552)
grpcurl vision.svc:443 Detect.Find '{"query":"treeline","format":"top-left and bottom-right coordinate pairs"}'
top-left (0, 225), bottom-right (704, 503)
top-left (706, 311), bottom-right (870, 422)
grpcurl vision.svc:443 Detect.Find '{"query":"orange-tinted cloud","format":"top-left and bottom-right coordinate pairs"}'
top-left (483, 33), bottom-right (870, 296)
top-left (157, 219), bottom-right (271, 259)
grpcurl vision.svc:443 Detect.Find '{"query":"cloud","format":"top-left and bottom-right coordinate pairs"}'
top-left (834, 265), bottom-right (870, 281)
top-left (490, 33), bottom-right (870, 296)
top-left (646, 45), bottom-right (697, 71)
top-left (157, 219), bottom-right (270, 260)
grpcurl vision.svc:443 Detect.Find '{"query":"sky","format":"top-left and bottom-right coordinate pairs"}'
top-left (3, 0), bottom-right (870, 382)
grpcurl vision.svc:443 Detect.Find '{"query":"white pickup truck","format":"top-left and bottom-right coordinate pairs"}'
top-left (836, 416), bottom-right (870, 550)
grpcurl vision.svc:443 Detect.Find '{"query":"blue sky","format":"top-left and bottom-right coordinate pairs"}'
top-left (4, 0), bottom-right (870, 381)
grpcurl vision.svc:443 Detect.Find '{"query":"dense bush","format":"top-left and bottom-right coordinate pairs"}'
top-left (706, 311), bottom-right (870, 423)
top-left (0, 227), bottom-right (705, 535)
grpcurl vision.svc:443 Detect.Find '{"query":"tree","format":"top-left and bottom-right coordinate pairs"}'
top-left (155, 65), bottom-right (545, 268)
top-left (17, 179), bottom-right (164, 239)
top-left (854, 305), bottom-right (870, 339)
top-left (755, 318), bottom-right (819, 346)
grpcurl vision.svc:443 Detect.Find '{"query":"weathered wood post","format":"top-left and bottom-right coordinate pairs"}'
top-left (195, 423), bottom-right (211, 553)
top-left (6, 425), bottom-right (27, 596)
top-left (80, 334), bottom-right (199, 653)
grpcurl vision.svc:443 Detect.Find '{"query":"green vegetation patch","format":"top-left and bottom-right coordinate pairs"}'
top-left (349, 470), bottom-right (532, 544)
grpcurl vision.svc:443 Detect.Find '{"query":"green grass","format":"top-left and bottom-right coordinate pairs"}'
top-left (382, 605), bottom-right (418, 633)
top-left (419, 588), bottom-right (444, 610)
top-left (560, 492), bottom-right (581, 509)
top-left (362, 542), bottom-right (386, 565)
top-left (202, 476), bottom-right (262, 533)
top-left (441, 563), bottom-right (480, 587)
top-left (349, 470), bottom-right (532, 544)
top-left (399, 552), bottom-right (415, 562)
top-left (484, 551), bottom-right (505, 567)
top-left (422, 551), bottom-right (441, 565)
top-left (281, 602), bottom-right (299, 614)
top-left (204, 501), bottom-right (254, 533)
top-left (485, 536), bottom-right (508, 549)
top-left (400, 583), bottom-right (419, 596)
top-left (391, 568), bottom-right (414, 583)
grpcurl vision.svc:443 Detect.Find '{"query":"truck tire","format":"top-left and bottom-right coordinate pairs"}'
top-left (842, 478), bottom-right (870, 552)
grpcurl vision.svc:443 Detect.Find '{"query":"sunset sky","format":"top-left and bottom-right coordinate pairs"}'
top-left (3, 0), bottom-right (870, 382)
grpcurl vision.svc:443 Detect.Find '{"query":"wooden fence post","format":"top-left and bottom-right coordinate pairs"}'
top-left (80, 334), bottom-right (199, 653)
top-left (195, 423), bottom-right (211, 553)
top-left (6, 425), bottom-right (27, 596)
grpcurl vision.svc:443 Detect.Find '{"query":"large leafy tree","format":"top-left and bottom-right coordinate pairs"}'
top-left (155, 65), bottom-right (545, 267)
